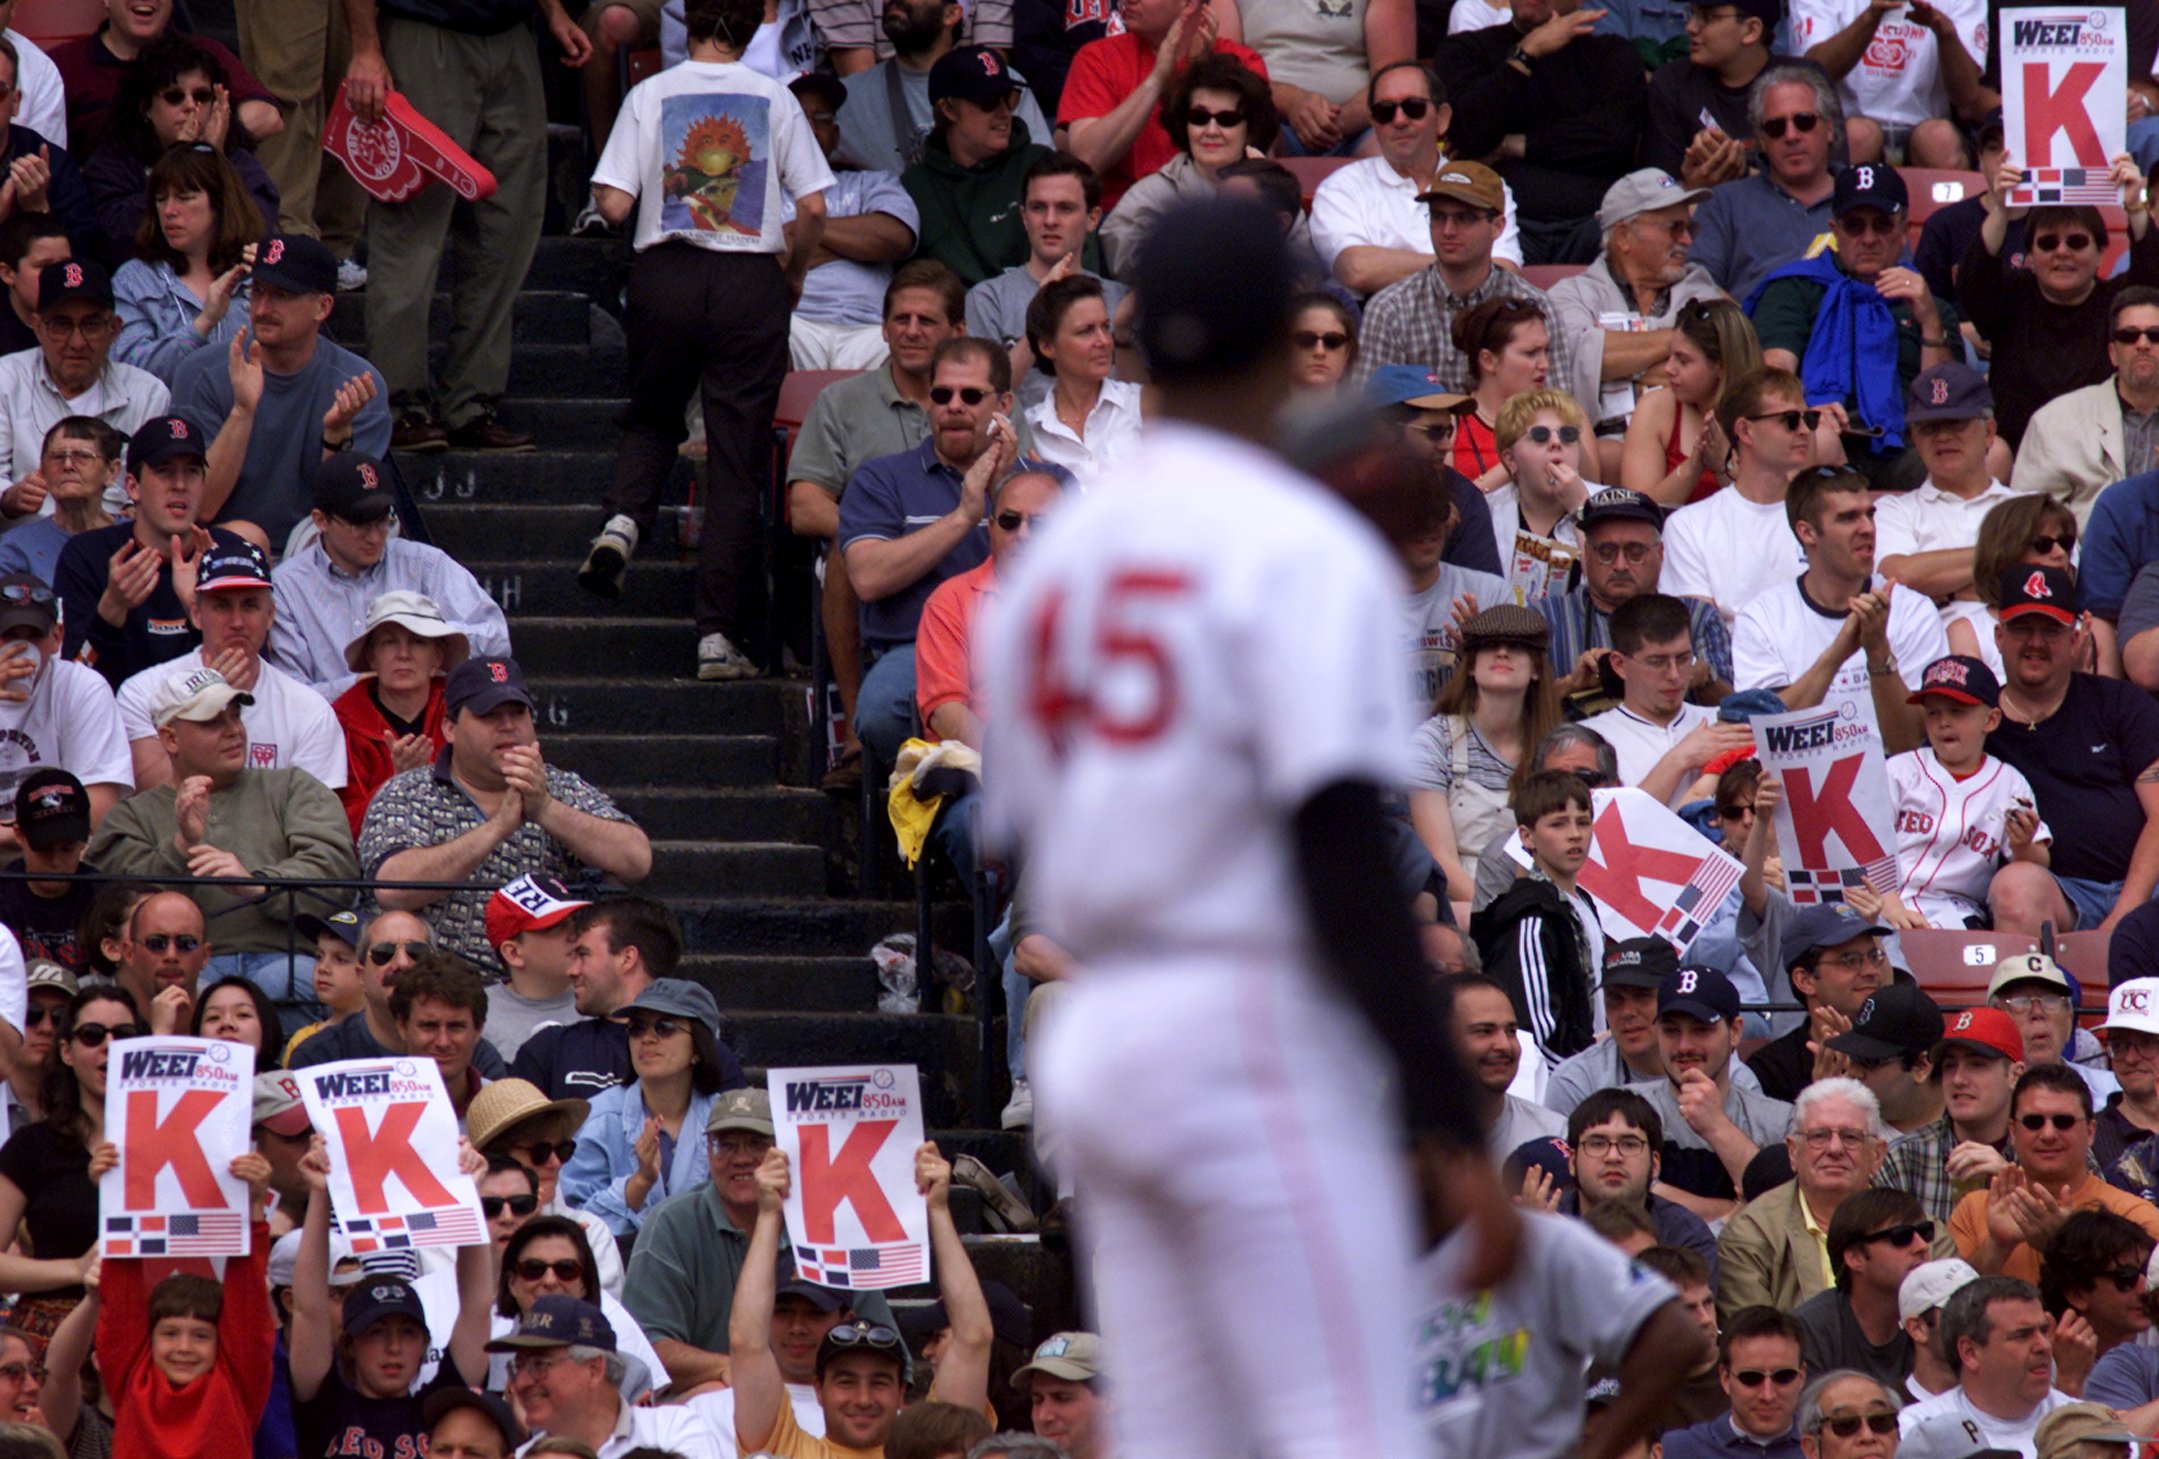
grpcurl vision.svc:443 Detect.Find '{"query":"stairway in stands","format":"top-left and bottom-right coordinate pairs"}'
top-left (329, 238), bottom-right (1068, 1327)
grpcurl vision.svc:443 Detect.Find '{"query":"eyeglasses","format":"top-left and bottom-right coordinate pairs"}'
top-left (1997, 994), bottom-right (2070, 1015)
top-left (0, 1362), bottom-right (47, 1384)
top-left (1405, 420), bottom-right (1456, 441)
top-left (1732, 1368), bottom-right (1803, 1387)
top-left (71, 1021), bottom-right (144, 1047)
top-left (36, 316), bottom-right (106, 339)
top-left (994, 509), bottom-right (1046, 531)
top-left (1748, 409), bottom-right (1823, 431)
top-left (1628, 650), bottom-right (1695, 674)
top-left (1858, 1220), bottom-right (1935, 1248)
top-left (331, 509), bottom-right (398, 535)
top-left (1576, 1133), bottom-right (1649, 1157)
top-left (1523, 424), bottom-right (1581, 445)
top-left (158, 86), bottom-right (216, 107)
top-left (1836, 212), bottom-right (1902, 237)
top-left (2105, 1264), bottom-right (2148, 1292)
top-left (1293, 330), bottom-right (1350, 351)
top-left (2029, 532), bottom-right (2077, 554)
top-left (1641, 215), bottom-right (1698, 238)
top-left (1818, 946), bottom-right (1889, 972)
top-left (1369, 96), bottom-right (1432, 123)
top-left (2034, 231), bottom-right (2095, 253)
top-left (1824, 1413), bottom-right (1900, 1438)
top-left (1798, 1126), bottom-right (1873, 1149)
top-left (367, 940), bottom-right (429, 966)
top-left (506, 1352), bottom-right (574, 1381)
top-left (2018, 1112), bottom-right (2082, 1132)
top-left (138, 933), bottom-right (201, 954)
top-left (512, 1257), bottom-right (585, 1283)
top-left (1760, 112), bottom-right (1820, 139)
top-left (480, 1194), bottom-right (539, 1219)
top-left (41, 448), bottom-right (101, 468)
top-left (515, 1140), bottom-right (578, 1166)
top-left (1184, 106), bottom-right (1245, 129)
top-left (710, 1132), bottom-right (773, 1156)
top-left (929, 385), bottom-right (993, 406)
top-left (2117, 327), bottom-right (2159, 345)
top-left (625, 1015), bottom-right (690, 1039)
top-left (1429, 207), bottom-right (1496, 230)
top-left (1687, 3), bottom-right (1742, 21)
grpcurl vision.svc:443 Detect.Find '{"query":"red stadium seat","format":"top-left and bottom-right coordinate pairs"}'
top-left (775, 369), bottom-right (861, 447)
top-left (1279, 156), bottom-right (1353, 212)
top-left (2054, 928), bottom-right (2114, 1009)
top-left (1522, 263), bottom-right (1586, 290)
top-left (625, 46), bottom-right (664, 87)
top-left (1898, 168), bottom-right (1985, 255)
top-left (12, 0), bottom-right (103, 45)
top-left (1898, 928), bottom-right (2039, 1008)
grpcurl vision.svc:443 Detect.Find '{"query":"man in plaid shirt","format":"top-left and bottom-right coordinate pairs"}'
top-left (1348, 160), bottom-right (1572, 396)
top-left (1874, 1007), bottom-right (2026, 1226)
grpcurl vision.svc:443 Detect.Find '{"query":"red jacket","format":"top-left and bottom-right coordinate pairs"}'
top-left (332, 678), bottom-right (450, 837)
top-left (100, 1221), bottom-right (275, 1459)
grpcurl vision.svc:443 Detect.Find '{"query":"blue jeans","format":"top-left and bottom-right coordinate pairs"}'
top-left (855, 643), bottom-right (918, 769)
top-left (207, 950), bottom-right (324, 1043)
top-left (988, 908), bottom-right (1029, 1081)
top-left (1276, 125), bottom-right (1369, 158)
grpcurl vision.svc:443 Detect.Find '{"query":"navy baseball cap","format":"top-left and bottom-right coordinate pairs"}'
top-left (342, 1276), bottom-right (428, 1340)
top-left (1908, 654), bottom-right (2000, 708)
top-left (36, 257), bottom-right (110, 314)
top-left (1833, 163), bottom-right (1909, 217)
top-left (1135, 197), bottom-right (1295, 384)
top-left (928, 45), bottom-right (1018, 105)
top-left (294, 908), bottom-right (362, 950)
top-left (315, 452), bottom-right (396, 522)
top-left (126, 415), bottom-right (206, 478)
top-left (445, 656), bottom-right (534, 717)
top-left (1601, 936), bottom-right (1680, 991)
top-left (1999, 564), bottom-right (2077, 625)
top-left (1906, 361), bottom-right (1993, 423)
top-left (196, 540), bottom-right (273, 593)
top-left (1658, 964), bottom-right (1741, 1024)
top-left (0, 572), bottom-right (56, 635)
top-left (1579, 486), bottom-right (1663, 531)
top-left (1781, 904), bottom-right (1892, 968)
top-left (422, 1390), bottom-right (526, 1452)
top-left (1503, 1135), bottom-right (1576, 1197)
top-left (251, 233), bottom-right (339, 296)
top-left (1829, 984), bottom-right (1946, 1062)
top-left (484, 1295), bottom-right (617, 1353)
top-left (14, 768), bottom-right (86, 848)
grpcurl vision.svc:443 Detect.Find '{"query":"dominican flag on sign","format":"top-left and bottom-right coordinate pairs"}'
top-left (2024, 168), bottom-right (2119, 204)
top-left (796, 1243), bottom-right (926, 1288)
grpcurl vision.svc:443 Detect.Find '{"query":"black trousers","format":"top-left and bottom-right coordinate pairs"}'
top-left (604, 241), bottom-right (790, 646)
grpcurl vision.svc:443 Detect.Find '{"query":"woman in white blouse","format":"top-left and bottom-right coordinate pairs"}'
top-left (1021, 274), bottom-right (1142, 485)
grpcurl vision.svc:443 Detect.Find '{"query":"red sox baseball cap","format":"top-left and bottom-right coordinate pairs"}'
top-left (251, 232), bottom-right (339, 296)
top-left (36, 257), bottom-right (110, 314)
top-left (445, 656), bottom-right (533, 717)
top-left (1658, 965), bottom-right (1741, 1024)
top-left (1935, 1006), bottom-right (2024, 1063)
top-left (928, 45), bottom-right (1018, 105)
top-left (1907, 654), bottom-right (2000, 708)
top-left (126, 415), bottom-right (206, 479)
top-left (1998, 564), bottom-right (2077, 625)
top-left (1906, 361), bottom-right (1993, 423)
top-left (315, 451), bottom-right (396, 523)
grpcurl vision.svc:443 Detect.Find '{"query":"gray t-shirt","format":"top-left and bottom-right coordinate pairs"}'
top-left (1542, 1034), bottom-right (1764, 1118)
top-left (2118, 562), bottom-right (2159, 648)
top-left (485, 982), bottom-right (578, 1064)
top-left (1417, 1210), bottom-right (1677, 1459)
top-left (1494, 1093), bottom-right (1566, 1157)
top-left (1628, 1074), bottom-right (1794, 1201)
top-left (963, 264), bottom-right (1130, 413)
top-left (834, 60), bottom-right (1053, 175)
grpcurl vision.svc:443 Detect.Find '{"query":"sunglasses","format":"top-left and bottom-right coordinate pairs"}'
top-left (0, 582), bottom-right (54, 606)
top-left (1760, 111), bottom-right (1819, 138)
top-left (625, 1015), bottom-right (690, 1039)
top-left (2035, 231), bottom-right (2095, 252)
top-left (2018, 1112), bottom-right (2081, 1132)
top-left (512, 1257), bottom-right (585, 1283)
top-left (2029, 531), bottom-right (2077, 554)
top-left (929, 385), bottom-right (993, 406)
top-left (826, 1322), bottom-right (903, 1352)
top-left (1717, 803), bottom-right (1752, 820)
top-left (516, 1140), bottom-right (579, 1166)
top-left (1859, 1220), bottom-right (1935, 1248)
top-left (2115, 327), bottom-right (2159, 345)
top-left (1185, 106), bottom-right (1244, 128)
top-left (481, 1193), bottom-right (540, 1219)
top-left (1732, 1368), bottom-right (1803, 1387)
top-left (2106, 1264), bottom-right (2148, 1292)
top-left (138, 933), bottom-right (201, 954)
top-left (1523, 424), bottom-right (1581, 445)
top-left (994, 509), bottom-right (1046, 531)
top-left (1824, 1414), bottom-right (1900, 1439)
top-left (1369, 96), bottom-right (1432, 123)
top-left (159, 85), bottom-right (216, 107)
top-left (1405, 420), bottom-right (1456, 441)
top-left (22, 1004), bottom-right (53, 1029)
top-left (367, 940), bottom-right (430, 966)
top-left (1293, 330), bottom-right (1350, 351)
top-left (1748, 408), bottom-right (1823, 431)
top-left (71, 1021), bottom-right (144, 1048)
top-left (1837, 212), bottom-right (1901, 236)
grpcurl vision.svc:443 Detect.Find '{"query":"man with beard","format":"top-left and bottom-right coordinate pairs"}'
top-left (837, 0), bottom-right (1053, 175)
top-left (2013, 287), bottom-right (2159, 522)
top-left (1558, 1087), bottom-right (1721, 1274)
top-left (1983, 565), bottom-right (2159, 937)
top-left (1442, 972), bottom-right (1564, 1157)
top-left (1631, 963), bottom-right (1795, 1223)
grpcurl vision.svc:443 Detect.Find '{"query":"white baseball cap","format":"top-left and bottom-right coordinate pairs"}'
top-left (2102, 978), bottom-right (2159, 1039)
top-left (149, 666), bottom-right (253, 727)
top-left (1898, 1257), bottom-right (1981, 1324)
top-left (1900, 1409), bottom-right (2022, 1459)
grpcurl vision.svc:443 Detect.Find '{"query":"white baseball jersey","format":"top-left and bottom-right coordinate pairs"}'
top-left (1887, 746), bottom-right (2051, 926)
top-left (982, 421), bottom-right (1417, 967)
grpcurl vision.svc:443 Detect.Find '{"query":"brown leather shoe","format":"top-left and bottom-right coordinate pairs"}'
top-left (447, 413), bottom-right (535, 454)
top-left (391, 412), bottom-right (448, 453)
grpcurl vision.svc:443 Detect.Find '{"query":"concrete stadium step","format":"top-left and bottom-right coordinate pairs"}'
top-left (396, 450), bottom-right (690, 508)
top-left (325, 291), bottom-right (611, 350)
top-left (423, 502), bottom-right (678, 560)
top-left (541, 734), bottom-right (775, 790)
top-left (494, 398), bottom-right (629, 449)
top-left (727, 1009), bottom-right (974, 1092)
top-left (500, 616), bottom-right (700, 678)
top-left (683, 954), bottom-right (878, 1012)
top-left (642, 841), bottom-right (825, 898)
top-left (521, 235), bottom-right (633, 297)
top-left (667, 897), bottom-right (921, 956)
top-left (517, 678), bottom-right (797, 737)
top-left (612, 787), bottom-right (837, 843)
top-left (466, 559), bottom-right (696, 618)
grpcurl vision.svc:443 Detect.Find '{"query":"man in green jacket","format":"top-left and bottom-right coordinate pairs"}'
top-left (903, 46), bottom-right (1054, 287)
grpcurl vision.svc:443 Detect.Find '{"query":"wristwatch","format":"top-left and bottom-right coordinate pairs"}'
top-left (1867, 654), bottom-right (1898, 678)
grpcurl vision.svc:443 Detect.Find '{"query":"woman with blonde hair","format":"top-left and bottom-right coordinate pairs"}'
top-left (1488, 389), bottom-right (1593, 604)
top-left (1620, 298), bottom-right (1764, 506)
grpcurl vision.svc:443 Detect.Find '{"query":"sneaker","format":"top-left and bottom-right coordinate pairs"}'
top-left (446, 413), bottom-right (535, 453)
top-left (578, 514), bottom-right (638, 599)
top-left (571, 201), bottom-right (618, 237)
top-left (336, 257), bottom-right (368, 291)
top-left (391, 412), bottom-right (448, 453)
top-left (1000, 1077), bottom-right (1033, 1130)
top-left (696, 631), bottom-right (758, 681)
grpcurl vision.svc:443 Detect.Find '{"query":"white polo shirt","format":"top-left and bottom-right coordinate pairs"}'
top-left (1023, 378), bottom-right (1144, 487)
top-left (514, 1401), bottom-right (725, 1459)
top-left (1580, 700), bottom-right (1720, 805)
top-left (1308, 155), bottom-right (1524, 281)
top-left (1874, 477), bottom-right (2018, 581)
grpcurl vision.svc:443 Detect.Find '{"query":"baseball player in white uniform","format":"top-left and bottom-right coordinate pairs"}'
top-left (1888, 653), bottom-right (2051, 928)
top-left (982, 197), bottom-right (1500, 1459)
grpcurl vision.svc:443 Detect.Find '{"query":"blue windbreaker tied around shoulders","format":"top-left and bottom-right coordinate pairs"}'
top-left (1744, 251), bottom-right (1905, 455)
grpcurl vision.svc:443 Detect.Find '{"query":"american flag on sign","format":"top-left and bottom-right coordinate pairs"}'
top-left (104, 1211), bottom-right (246, 1256)
top-left (796, 1242), bottom-right (927, 1289)
top-left (341, 1206), bottom-right (485, 1252)
top-left (1650, 855), bottom-right (1743, 945)
top-left (2016, 167), bottom-right (2120, 205)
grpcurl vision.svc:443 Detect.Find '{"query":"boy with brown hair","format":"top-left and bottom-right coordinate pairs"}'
top-left (1472, 767), bottom-right (1606, 1069)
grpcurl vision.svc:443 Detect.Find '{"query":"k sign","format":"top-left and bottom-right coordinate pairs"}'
top-left (2004, 8), bottom-right (2127, 206)
top-left (1573, 788), bottom-right (1745, 953)
top-left (768, 1065), bottom-right (931, 1290)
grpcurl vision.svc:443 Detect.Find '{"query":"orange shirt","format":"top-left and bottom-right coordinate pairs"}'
top-left (1949, 1171), bottom-right (2159, 1282)
top-left (915, 558), bottom-right (997, 738)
